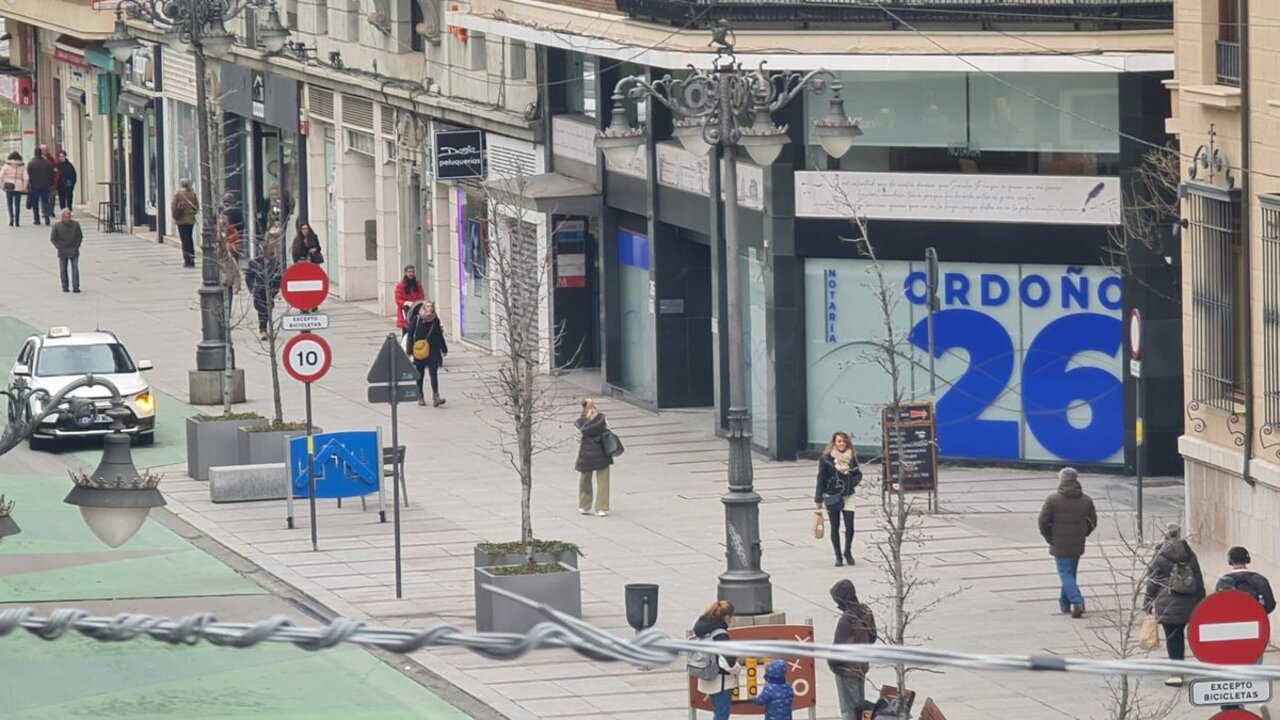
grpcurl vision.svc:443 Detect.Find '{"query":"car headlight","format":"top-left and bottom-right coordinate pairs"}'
top-left (133, 391), bottom-right (156, 414)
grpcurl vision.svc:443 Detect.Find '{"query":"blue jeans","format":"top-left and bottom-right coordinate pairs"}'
top-left (710, 689), bottom-right (732, 720)
top-left (59, 257), bottom-right (80, 291)
top-left (1055, 555), bottom-right (1083, 609)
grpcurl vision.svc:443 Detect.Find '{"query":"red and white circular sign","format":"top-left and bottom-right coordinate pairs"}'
top-left (282, 334), bottom-right (332, 384)
top-left (281, 262), bottom-right (330, 311)
top-left (1211, 711), bottom-right (1263, 720)
top-left (1129, 309), bottom-right (1142, 360)
top-left (1189, 590), bottom-right (1271, 665)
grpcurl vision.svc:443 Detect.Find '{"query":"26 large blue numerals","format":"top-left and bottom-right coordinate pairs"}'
top-left (908, 309), bottom-right (1123, 463)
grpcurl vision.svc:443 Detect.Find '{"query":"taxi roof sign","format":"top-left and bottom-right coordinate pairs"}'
top-left (47, 326), bottom-right (71, 338)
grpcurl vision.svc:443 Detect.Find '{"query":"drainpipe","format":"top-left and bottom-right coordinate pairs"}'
top-left (1240, 0), bottom-right (1255, 485)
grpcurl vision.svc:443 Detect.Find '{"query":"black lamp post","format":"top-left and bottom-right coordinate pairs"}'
top-left (0, 375), bottom-right (167, 547)
top-left (104, 0), bottom-right (289, 391)
top-left (598, 28), bottom-right (860, 616)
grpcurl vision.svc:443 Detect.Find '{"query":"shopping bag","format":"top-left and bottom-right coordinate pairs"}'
top-left (812, 511), bottom-right (825, 540)
top-left (1138, 615), bottom-right (1161, 651)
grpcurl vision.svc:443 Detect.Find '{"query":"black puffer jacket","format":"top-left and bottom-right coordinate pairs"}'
top-left (815, 453), bottom-right (862, 508)
top-left (1144, 539), bottom-right (1205, 624)
top-left (575, 414), bottom-right (612, 473)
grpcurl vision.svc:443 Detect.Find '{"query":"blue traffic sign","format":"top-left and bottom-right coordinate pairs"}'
top-left (289, 430), bottom-right (381, 499)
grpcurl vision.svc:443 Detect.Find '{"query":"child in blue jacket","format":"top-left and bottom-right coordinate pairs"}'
top-left (752, 658), bottom-right (794, 720)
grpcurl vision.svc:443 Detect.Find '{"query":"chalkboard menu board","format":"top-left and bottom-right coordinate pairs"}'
top-left (881, 402), bottom-right (938, 493)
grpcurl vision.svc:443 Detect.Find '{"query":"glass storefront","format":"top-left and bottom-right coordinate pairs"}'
top-left (459, 189), bottom-right (491, 345)
top-left (142, 112), bottom-right (158, 216)
top-left (740, 250), bottom-right (769, 442)
top-left (323, 127), bottom-right (339, 284)
top-left (617, 229), bottom-right (654, 399)
top-left (166, 100), bottom-right (199, 231)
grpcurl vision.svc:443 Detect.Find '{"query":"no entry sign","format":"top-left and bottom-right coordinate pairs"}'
top-left (1189, 590), bottom-right (1271, 665)
top-left (1210, 711), bottom-right (1262, 720)
top-left (281, 262), bottom-right (330, 311)
top-left (282, 333), bottom-right (332, 384)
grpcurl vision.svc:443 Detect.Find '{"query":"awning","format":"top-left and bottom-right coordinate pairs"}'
top-left (65, 88), bottom-right (86, 106)
top-left (54, 35), bottom-right (92, 71)
top-left (116, 92), bottom-right (151, 120)
top-left (481, 172), bottom-right (599, 216)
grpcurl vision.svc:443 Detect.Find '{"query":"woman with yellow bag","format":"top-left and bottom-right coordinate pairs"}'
top-left (404, 300), bottom-right (449, 407)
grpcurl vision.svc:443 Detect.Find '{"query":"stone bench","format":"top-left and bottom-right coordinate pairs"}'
top-left (209, 463), bottom-right (288, 503)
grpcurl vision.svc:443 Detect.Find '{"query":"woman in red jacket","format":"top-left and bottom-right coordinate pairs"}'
top-left (394, 265), bottom-right (425, 335)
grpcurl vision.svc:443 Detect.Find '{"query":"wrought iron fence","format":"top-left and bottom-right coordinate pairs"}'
top-left (1262, 196), bottom-right (1280, 427)
top-left (1216, 40), bottom-right (1241, 87)
top-left (1186, 184), bottom-right (1241, 412)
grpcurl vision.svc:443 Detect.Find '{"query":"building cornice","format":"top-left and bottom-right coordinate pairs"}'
top-left (2, 0), bottom-right (116, 38)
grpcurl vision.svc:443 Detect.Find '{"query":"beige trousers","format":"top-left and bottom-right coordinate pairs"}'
top-left (578, 468), bottom-right (611, 512)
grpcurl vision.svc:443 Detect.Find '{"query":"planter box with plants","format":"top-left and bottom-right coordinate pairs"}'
top-left (474, 540), bottom-right (580, 570)
top-left (474, 559), bottom-right (582, 634)
top-left (237, 422), bottom-right (316, 467)
top-left (186, 413), bottom-right (268, 481)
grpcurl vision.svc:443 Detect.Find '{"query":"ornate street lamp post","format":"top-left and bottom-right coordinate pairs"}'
top-left (104, 0), bottom-right (288, 397)
top-left (597, 29), bottom-right (861, 615)
top-left (0, 376), bottom-right (167, 547)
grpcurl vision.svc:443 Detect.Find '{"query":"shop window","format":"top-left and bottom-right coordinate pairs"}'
top-left (565, 53), bottom-right (597, 119)
top-left (410, 0), bottom-right (424, 52)
top-left (470, 32), bottom-right (487, 72)
top-left (1186, 183), bottom-right (1243, 411)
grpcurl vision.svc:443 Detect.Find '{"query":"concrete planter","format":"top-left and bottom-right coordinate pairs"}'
top-left (474, 563), bottom-right (581, 634)
top-left (237, 426), bottom-right (318, 467)
top-left (474, 546), bottom-right (579, 569)
top-left (186, 415), bottom-right (268, 481)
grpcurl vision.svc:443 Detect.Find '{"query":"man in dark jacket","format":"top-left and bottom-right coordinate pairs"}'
top-left (245, 252), bottom-right (282, 340)
top-left (1216, 546), bottom-right (1277, 614)
top-left (1038, 467), bottom-right (1097, 618)
top-left (55, 151), bottom-right (77, 211)
top-left (1143, 523), bottom-right (1205, 686)
top-left (49, 210), bottom-right (83, 293)
top-left (26, 150), bottom-right (54, 225)
top-left (830, 579), bottom-right (877, 720)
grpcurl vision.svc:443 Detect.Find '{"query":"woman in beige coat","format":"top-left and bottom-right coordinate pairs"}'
top-left (1, 151), bottom-right (28, 227)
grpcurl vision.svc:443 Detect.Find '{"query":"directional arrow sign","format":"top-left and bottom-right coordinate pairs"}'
top-left (1189, 590), bottom-right (1271, 665)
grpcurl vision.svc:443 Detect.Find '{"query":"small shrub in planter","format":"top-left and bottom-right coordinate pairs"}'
top-left (238, 421), bottom-right (314, 466)
top-left (475, 539), bottom-right (581, 569)
top-left (186, 412), bottom-right (267, 481)
top-left (474, 561), bottom-right (581, 633)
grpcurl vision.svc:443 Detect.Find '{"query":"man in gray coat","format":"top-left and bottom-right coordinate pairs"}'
top-left (1038, 467), bottom-right (1097, 618)
top-left (49, 209), bottom-right (83, 293)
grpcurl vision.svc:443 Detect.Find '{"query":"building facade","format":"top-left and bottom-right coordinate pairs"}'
top-left (452, 0), bottom-right (1180, 468)
top-left (1172, 0), bottom-right (1280, 579)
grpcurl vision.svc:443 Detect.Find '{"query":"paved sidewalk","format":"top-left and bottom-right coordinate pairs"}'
top-left (0, 222), bottom-right (1210, 719)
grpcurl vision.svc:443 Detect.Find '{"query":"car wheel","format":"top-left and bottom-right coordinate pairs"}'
top-left (135, 432), bottom-right (155, 447)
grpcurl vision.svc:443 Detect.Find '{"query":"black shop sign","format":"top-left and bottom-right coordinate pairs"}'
top-left (881, 402), bottom-right (938, 493)
top-left (433, 129), bottom-right (486, 180)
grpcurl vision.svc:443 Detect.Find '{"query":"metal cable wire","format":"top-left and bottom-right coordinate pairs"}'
top-left (1, 585), bottom-right (1278, 681)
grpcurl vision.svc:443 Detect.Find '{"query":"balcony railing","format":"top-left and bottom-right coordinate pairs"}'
top-left (1216, 40), bottom-right (1241, 87)
top-left (615, 0), bottom-right (1173, 29)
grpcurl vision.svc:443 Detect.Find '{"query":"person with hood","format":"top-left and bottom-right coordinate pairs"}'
top-left (1143, 523), bottom-right (1205, 686)
top-left (171, 179), bottom-right (199, 267)
top-left (405, 300), bottom-right (448, 406)
top-left (245, 245), bottom-right (283, 340)
top-left (693, 600), bottom-right (739, 720)
top-left (815, 431), bottom-right (862, 566)
top-left (1215, 546), bottom-right (1277, 614)
top-left (1038, 467), bottom-right (1097, 618)
top-left (394, 265), bottom-right (425, 335)
top-left (752, 658), bottom-right (794, 720)
top-left (830, 579), bottom-right (877, 719)
top-left (575, 397), bottom-right (612, 516)
top-left (55, 150), bottom-right (77, 211)
top-left (1, 151), bottom-right (27, 226)
top-left (26, 148), bottom-right (54, 225)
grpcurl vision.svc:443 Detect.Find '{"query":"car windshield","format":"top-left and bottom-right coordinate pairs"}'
top-left (37, 343), bottom-right (136, 376)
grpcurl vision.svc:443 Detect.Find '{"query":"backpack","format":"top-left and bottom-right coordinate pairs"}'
top-left (1168, 561), bottom-right (1197, 595)
top-left (687, 628), bottom-right (727, 680)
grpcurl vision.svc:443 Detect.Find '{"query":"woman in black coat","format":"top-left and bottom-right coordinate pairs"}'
top-left (291, 222), bottom-right (323, 264)
top-left (815, 431), bottom-right (862, 567)
top-left (405, 300), bottom-right (449, 407)
top-left (575, 398), bottom-right (612, 516)
top-left (1144, 523), bottom-right (1205, 683)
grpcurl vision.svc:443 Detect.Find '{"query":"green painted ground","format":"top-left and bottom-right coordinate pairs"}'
top-left (0, 315), bottom-right (475, 719)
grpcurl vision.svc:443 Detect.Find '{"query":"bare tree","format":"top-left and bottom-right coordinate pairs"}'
top-left (1078, 513), bottom-right (1179, 720)
top-left (470, 171), bottom-right (567, 562)
top-left (1105, 144), bottom-right (1181, 302)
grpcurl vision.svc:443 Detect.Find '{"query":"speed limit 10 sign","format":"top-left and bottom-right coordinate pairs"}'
top-left (282, 333), bottom-right (332, 384)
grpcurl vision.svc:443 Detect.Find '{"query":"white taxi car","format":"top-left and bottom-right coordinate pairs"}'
top-left (7, 327), bottom-right (156, 449)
